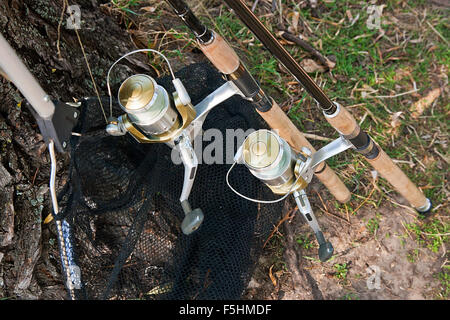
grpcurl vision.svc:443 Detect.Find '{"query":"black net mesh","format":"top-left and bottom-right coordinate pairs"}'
top-left (57, 63), bottom-right (284, 300)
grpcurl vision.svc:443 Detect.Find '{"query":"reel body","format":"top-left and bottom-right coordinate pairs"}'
top-left (106, 72), bottom-right (202, 235)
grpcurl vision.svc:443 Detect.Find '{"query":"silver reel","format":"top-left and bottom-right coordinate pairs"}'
top-left (230, 129), bottom-right (353, 261)
top-left (105, 49), bottom-right (244, 235)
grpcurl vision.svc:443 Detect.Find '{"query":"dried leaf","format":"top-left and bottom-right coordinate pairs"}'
top-left (300, 59), bottom-right (326, 73)
top-left (346, 9), bottom-right (353, 21)
top-left (393, 66), bottom-right (412, 81)
top-left (359, 84), bottom-right (378, 98)
top-left (269, 264), bottom-right (277, 286)
top-left (410, 88), bottom-right (442, 119)
top-left (422, 155), bottom-right (436, 167)
top-left (370, 170), bottom-right (378, 182)
top-left (292, 11), bottom-right (300, 33)
top-left (140, 6), bottom-right (156, 13)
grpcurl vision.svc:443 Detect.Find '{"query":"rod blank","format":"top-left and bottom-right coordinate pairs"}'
top-left (223, 0), bottom-right (335, 112)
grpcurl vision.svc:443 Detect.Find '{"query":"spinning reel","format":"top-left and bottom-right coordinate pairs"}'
top-left (105, 49), bottom-right (244, 235)
top-left (229, 129), bottom-right (354, 262)
top-left (105, 49), bottom-right (355, 262)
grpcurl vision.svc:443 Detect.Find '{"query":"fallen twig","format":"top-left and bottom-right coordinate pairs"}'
top-left (426, 21), bottom-right (449, 46)
top-left (373, 88), bottom-right (419, 99)
top-left (263, 207), bottom-right (296, 248)
top-left (280, 30), bottom-right (336, 70)
top-left (302, 133), bottom-right (332, 142)
top-left (351, 186), bottom-right (377, 215)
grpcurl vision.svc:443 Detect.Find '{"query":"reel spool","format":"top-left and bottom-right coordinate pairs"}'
top-left (107, 73), bottom-right (196, 146)
top-left (118, 74), bottom-right (180, 136)
top-left (240, 129), bottom-right (307, 195)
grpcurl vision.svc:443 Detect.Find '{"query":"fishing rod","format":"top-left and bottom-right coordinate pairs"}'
top-left (163, 0), bottom-right (433, 259)
top-left (223, 0), bottom-right (432, 215)
top-left (165, 0), bottom-right (352, 205)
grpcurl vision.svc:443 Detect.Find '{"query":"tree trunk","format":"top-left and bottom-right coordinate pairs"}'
top-left (0, 0), bottom-right (152, 299)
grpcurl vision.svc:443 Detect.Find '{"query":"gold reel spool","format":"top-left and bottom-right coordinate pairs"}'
top-left (118, 74), bottom-right (196, 144)
top-left (241, 130), bottom-right (308, 195)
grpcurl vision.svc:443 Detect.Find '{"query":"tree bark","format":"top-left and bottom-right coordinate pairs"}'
top-left (0, 0), bottom-right (151, 299)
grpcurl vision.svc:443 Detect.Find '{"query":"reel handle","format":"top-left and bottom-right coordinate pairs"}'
top-left (316, 231), bottom-right (334, 263)
top-left (180, 200), bottom-right (204, 235)
top-left (177, 135), bottom-right (204, 235)
top-left (293, 190), bottom-right (334, 262)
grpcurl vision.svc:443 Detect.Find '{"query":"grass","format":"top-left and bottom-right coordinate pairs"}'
top-left (339, 292), bottom-right (359, 300)
top-left (296, 234), bottom-right (316, 250)
top-left (406, 218), bottom-right (449, 254)
top-left (436, 271), bottom-right (449, 299)
top-left (366, 213), bottom-right (381, 235)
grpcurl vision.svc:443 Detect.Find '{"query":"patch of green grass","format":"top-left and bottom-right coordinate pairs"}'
top-left (435, 270), bottom-right (449, 299)
top-left (366, 213), bottom-right (381, 235)
top-left (406, 218), bottom-right (449, 254)
top-left (407, 248), bottom-right (419, 263)
top-left (334, 263), bottom-right (349, 281)
top-left (296, 234), bottom-right (316, 250)
top-left (266, 233), bottom-right (286, 267)
top-left (339, 292), bottom-right (359, 300)
top-left (111, 0), bottom-right (144, 15)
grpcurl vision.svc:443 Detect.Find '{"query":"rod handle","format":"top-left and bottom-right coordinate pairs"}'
top-left (197, 31), bottom-right (240, 75)
top-left (325, 104), bottom-right (430, 211)
top-left (367, 148), bottom-right (429, 210)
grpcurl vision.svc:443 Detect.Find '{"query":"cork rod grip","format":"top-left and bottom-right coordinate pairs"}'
top-left (197, 32), bottom-right (240, 75)
top-left (325, 105), bottom-right (428, 209)
top-left (367, 148), bottom-right (428, 208)
top-left (257, 100), bottom-right (351, 203)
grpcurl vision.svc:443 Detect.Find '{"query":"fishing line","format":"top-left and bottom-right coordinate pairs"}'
top-left (226, 161), bottom-right (305, 204)
top-left (65, 0), bottom-right (108, 124)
